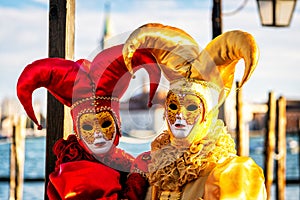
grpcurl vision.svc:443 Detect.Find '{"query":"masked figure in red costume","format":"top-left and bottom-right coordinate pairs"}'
top-left (122, 23), bottom-right (267, 199)
top-left (16, 44), bottom-right (161, 199)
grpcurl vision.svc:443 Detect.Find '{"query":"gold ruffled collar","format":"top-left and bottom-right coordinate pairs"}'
top-left (147, 119), bottom-right (236, 191)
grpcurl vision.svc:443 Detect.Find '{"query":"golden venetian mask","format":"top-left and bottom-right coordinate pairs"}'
top-left (166, 91), bottom-right (204, 126)
top-left (78, 111), bottom-right (116, 144)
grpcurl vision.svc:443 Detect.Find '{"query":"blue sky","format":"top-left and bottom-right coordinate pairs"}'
top-left (1, 0), bottom-right (300, 110)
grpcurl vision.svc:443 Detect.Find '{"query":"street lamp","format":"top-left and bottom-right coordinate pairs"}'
top-left (256, 0), bottom-right (297, 27)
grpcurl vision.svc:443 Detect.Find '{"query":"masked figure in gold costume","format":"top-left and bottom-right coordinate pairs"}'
top-left (122, 23), bottom-right (266, 200)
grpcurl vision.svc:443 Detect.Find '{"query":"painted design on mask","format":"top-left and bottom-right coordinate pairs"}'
top-left (182, 94), bottom-right (203, 125)
top-left (96, 111), bottom-right (115, 140)
top-left (166, 91), bottom-right (204, 138)
top-left (79, 111), bottom-right (116, 144)
top-left (166, 91), bottom-right (180, 125)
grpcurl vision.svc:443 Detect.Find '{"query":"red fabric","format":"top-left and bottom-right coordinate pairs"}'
top-left (48, 135), bottom-right (136, 200)
top-left (48, 160), bottom-right (121, 200)
top-left (122, 173), bottom-right (149, 200)
top-left (52, 135), bottom-right (134, 172)
top-left (96, 147), bottom-right (134, 172)
top-left (52, 135), bottom-right (97, 170)
top-left (16, 58), bottom-right (91, 128)
top-left (17, 45), bottom-right (161, 138)
top-left (131, 151), bottom-right (151, 173)
top-left (90, 45), bottom-right (161, 108)
top-left (47, 180), bottom-right (62, 200)
top-left (120, 151), bottom-right (152, 200)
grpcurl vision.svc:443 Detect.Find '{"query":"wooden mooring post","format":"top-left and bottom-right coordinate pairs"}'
top-left (264, 93), bottom-right (288, 200)
top-left (275, 96), bottom-right (287, 200)
top-left (236, 81), bottom-right (249, 156)
top-left (264, 92), bottom-right (276, 200)
top-left (9, 116), bottom-right (26, 200)
top-left (45, 0), bottom-right (75, 199)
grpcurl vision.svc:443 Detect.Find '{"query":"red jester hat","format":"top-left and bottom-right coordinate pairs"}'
top-left (16, 44), bottom-right (161, 147)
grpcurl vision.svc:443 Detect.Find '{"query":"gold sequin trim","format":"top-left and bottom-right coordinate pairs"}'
top-left (169, 78), bottom-right (221, 93)
top-left (71, 96), bottom-right (119, 110)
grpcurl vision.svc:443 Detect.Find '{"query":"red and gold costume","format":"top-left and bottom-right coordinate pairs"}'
top-left (16, 44), bottom-right (161, 199)
top-left (122, 23), bottom-right (266, 199)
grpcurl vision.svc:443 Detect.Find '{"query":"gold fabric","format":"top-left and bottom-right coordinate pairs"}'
top-left (204, 156), bottom-right (266, 200)
top-left (148, 119), bottom-right (236, 192)
top-left (123, 23), bottom-right (199, 81)
top-left (199, 30), bottom-right (259, 99)
top-left (180, 176), bottom-right (208, 200)
top-left (122, 23), bottom-right (263, 199)
top-left (123, 23), bottom-right (259, 106)
top-left (147, 157), bottom-right (266, 200)
top-left (147, 120), bottom-right (266, 200)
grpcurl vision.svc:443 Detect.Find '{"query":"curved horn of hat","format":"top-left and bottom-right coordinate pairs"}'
top-left (123, 24), bottom-right (259, 110)
top-left (89, 44), bottom-right (160, 108)
top-left (77, 45), bottom-right (160, 143)
top-left (17, 58), bottom-right (90, 129)
top-left (131, 48), bottom-right (161, 107)
top-left (199, 30), bottom-right (259, 98)
top-left (122, 23), bottom-right (200, 81)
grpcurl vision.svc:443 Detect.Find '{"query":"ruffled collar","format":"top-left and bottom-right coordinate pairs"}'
top-left (147, 119), bottom-right (236, 191)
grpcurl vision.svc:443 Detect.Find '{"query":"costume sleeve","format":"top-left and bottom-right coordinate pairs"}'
top-left (122, 151), bottom-right (151, 200)
top-left (204, 156), bottom-right (267, 200)
top-left (47, 160), bottom-right (121, 200)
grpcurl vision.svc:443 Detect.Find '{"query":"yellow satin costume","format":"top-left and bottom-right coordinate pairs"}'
top-left (145, 120), bottom-right (266, 200)
top-left (122, 23), bottom-right (266, 200)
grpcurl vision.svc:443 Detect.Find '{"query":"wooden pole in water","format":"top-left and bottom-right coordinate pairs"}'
top-left (275, 96), bottom-right (286, 200)
top-left (264, 92), bottom-right (276, 200)
top-left (9, 116), bottom-right (26, 200)
top-left (9, 124), bottom-right (17, 200)
top-left (64, 0), bottom-right (75, 139)
top-left (45, 0), bottom-right (75, 199)
top-left (236, 81), bottom-right (249, 156)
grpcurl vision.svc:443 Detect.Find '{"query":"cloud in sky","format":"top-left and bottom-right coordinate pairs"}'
top-left (0, 5), bottom-right (48, 101)
top-left (1, 0), bottom-right (300, 107)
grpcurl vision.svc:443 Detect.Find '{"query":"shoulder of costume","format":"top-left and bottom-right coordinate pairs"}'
top-left (204, 156), bottom-right (266, 199)
top-left (130, 151), bottom-right (152, 174)
top-left (208, 156), bottom-right (264, 181)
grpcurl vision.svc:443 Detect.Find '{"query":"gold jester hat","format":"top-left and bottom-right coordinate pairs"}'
top-left (122, 23), bottom-right (259, 140)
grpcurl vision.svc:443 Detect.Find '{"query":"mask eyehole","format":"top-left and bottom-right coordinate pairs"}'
top-left (169, 103), bottom-right (178, 110)
top-left (82, 124), bottom-right (93, 131)
top-left (102, 120), bottom-right (112, 128)
top-left (186, 104), bottom-right (198, 111)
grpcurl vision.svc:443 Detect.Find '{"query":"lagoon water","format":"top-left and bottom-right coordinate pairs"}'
top-left (0, 136), bottom-right (299, 200)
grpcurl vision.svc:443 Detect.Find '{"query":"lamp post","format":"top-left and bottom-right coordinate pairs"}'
top-left (256, 0), bottom-right (297, 27)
